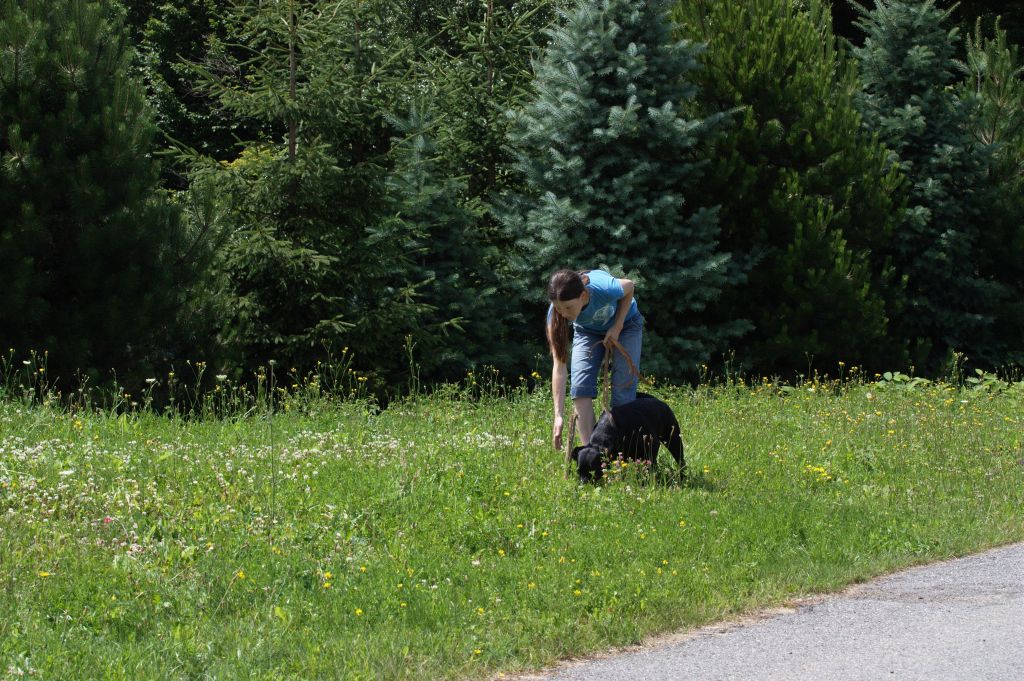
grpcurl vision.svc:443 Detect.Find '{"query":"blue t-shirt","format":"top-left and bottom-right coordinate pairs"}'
top-left (548, 270), bottom-right (640, 333)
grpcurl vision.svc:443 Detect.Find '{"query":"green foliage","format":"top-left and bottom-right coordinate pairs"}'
top-left (385, 106), bottom-right (507, 382)
top-left (124, 0), bottom-right (240, 172)
top-left (956, 18), bottom-right (1024, 366)
top-left (408, 0), bottom-right (562, 374)
top-left (873, 370), bottom-right (931, 390)
top-left (423, 0), bottom-right (559, 200)
top-left (503, 0), bottom-right (744, 378)
top-left (958, 18), bottom-right (1024, 180)
top-left (183, 0), bottom-right (434, 388)
top-left (0, 0), bottom-right (191, 388)
top-left (853, 0), bottom-right (1011, 371)
top-left (673, 0), bottom-right (908, 377)
top-left (949, 1), bottom-right (1024, 53)
top-left (9, 0), bottom-right (1024, 389)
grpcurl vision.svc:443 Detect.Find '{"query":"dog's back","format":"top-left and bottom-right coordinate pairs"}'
top-left (610, 396), bottom-right (683, 463)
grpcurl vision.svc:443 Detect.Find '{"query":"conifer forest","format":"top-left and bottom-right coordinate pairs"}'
top-left (2, 0), bottom-right (1023, 396)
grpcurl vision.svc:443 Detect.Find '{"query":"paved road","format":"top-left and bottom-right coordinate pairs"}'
top-left (529, 542), bottom-right (1024, 681)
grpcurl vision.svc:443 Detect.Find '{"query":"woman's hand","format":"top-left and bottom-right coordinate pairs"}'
top-left (604, 324), bottom-right (622, 349)
top-left (552, 414), bottom-right (564, 450)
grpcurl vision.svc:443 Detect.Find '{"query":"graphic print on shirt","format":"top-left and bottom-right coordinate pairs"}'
top-left (590, 304), bottom-right (615, 326)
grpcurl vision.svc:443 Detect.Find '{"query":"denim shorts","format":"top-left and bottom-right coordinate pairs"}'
top-left (569, 313), bottom-right (643, 407)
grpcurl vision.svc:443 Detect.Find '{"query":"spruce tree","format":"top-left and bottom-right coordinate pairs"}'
top-left (0, 0), bottom-right (190, 387)
top-left (673, 0), bottom-right (907, 376)
top-left (429, 0), bottom-right (558, 200)
top-left (385, 105), bottom-right (505, 382)
top-left (854, 0), bottom-right (1008, 371)
top-left (185, 0), bottom-right (434, 386)
top-left (503, 0), bottom-right (743, 378)
top-left (409, 0), bottom-right (560, 376)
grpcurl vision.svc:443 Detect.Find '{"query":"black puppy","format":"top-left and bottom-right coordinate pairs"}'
top-left (571, 393), bottom-right (685, 482)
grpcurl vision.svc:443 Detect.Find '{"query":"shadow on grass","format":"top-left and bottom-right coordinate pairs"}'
top-left (679, 469), bottom-right (718, 492)
top-left (648, 468), bottom-right (719, 491)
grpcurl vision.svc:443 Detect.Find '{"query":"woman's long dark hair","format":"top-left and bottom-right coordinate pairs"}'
top-left (547, 269), bottom-right (587, 364)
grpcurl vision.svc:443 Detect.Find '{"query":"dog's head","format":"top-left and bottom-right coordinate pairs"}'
top-left (572, 444), bottom-right (605, 482)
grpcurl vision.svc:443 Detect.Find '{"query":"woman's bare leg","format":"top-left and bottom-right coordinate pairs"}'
top-left (573, 396), bottom-right (596, 444)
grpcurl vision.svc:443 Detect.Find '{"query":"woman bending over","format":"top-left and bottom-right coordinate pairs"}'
top-left (546, 269), bottom-right (644, 449)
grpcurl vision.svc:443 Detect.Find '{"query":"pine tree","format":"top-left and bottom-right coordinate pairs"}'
top-left (673, 0), bottom-right (908, 376)
top-left (854, 0), bottom-right (1009, 371)
top-left (958, 17), bottom-right (1024, 191)
top-left (0, 0), bottom-right (190, 388)
top-left (951, 1), bottom-right (1024, 53)
top-left (502, 0), bottom-right (743, 378)
top-left (957, 17), bottom-right (1024, 365)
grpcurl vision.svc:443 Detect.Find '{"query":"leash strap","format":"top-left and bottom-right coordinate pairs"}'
top-left (591, 338), bottom-right (640, 414)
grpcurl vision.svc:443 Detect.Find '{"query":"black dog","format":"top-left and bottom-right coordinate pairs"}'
top-left (571, 393), bottom-right (685, 482)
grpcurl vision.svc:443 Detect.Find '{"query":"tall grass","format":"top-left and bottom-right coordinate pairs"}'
top-left (1, 365), bottom-right (1022, 679)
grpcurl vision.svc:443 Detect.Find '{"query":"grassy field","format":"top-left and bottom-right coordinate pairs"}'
top-left (2, 372), bottom-right (1023, 679)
